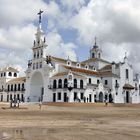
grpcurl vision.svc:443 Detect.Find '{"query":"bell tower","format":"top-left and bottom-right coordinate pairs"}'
top-left (32, 10), bottom-right (47, 61)
top-left (90, 37), bottom-right (102, 59)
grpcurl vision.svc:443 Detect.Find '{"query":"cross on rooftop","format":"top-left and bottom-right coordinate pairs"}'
top-left (37, 10), bottom-right (43, 24)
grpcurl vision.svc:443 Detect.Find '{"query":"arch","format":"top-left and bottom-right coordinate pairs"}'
top-left (14, 73), bottom-right (17, 77)
top-left (99, 92), bottom-right (104, 102)
top-left (30, 72), bottom-right (44, 102)
top-left (64, 79), bottom-right (68, 88)
top-left (9, 72), bottom-right (12, 76)
top-left (58, 79), bottom-right (62, 88)
top-left (80, 80), bottom-right (83, 89)
top-left (53, 80), bottom-right (57, 88)
top-left (74, 79), bottom-right (77, 88)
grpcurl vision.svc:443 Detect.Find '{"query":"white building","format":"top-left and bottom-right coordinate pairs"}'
top-left (0, 12), bottom-right (140, 104)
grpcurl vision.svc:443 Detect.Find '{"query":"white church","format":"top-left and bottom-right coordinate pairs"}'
top-left (0, 11), bottom-right (140, 104)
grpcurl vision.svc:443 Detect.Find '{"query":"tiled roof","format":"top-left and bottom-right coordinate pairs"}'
top-left (63, 65), bottom-right (98, 76)
top-left (51, 56), bottom-right (86, 66)
top-left (51, 72), bottom-right (68, 78)
top-left (99, 71), bottom-right (119, 78)
top-left (7, 77), bottom-right (26, 83)
top-left (51, 71), bottom-right (86, 79)
top-left (82, 58), bottom-right (110, 64)
top-left (1, 67), bottom-right (19, 72)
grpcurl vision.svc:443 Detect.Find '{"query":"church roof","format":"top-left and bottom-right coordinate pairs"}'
top-left (99, 64), bottom-right (112, 71)
top-left (51, 56), bottom-right (86, 66)
top-left (82, 58), bottom-right (110, 64)
top-left (98, 71), bottom-right (119, 78)
top-left (7, 77), bottom-right (26, 83)
top-left (62, 65), bottom-right (98, 76)
top-left (1, 67), bottom-right (19, 72)
top-left (51, 72), bottom-right (86, 79)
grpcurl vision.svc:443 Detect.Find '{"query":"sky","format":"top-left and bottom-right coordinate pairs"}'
top-left (0, 0), bottom-right (140, 75)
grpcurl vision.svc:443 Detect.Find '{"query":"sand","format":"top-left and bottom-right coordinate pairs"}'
top-left (0, 102), bottom-right (140, 140)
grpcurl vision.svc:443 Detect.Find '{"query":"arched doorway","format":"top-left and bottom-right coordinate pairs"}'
top-left (99, 92), bottom-right (103, 102)
top-left (109, 94), bottom-right (113, 103)
top-left (30, 72), bottom-right (44, 102)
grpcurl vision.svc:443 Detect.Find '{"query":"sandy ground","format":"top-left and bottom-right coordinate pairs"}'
top-left (0, 103), bottom-right (140, 140)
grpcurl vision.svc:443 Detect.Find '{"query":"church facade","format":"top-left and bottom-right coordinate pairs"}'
top-left (0, 12), bottom-right (140, 104)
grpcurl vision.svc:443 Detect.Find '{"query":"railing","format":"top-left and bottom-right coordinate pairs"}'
top-left (48, 85), bottom-right (86, 90)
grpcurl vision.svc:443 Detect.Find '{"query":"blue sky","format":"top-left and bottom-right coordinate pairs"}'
top-left (0, 0), bottom-right (140, 75)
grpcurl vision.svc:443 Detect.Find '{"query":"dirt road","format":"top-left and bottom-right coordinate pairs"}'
top-left (0, 103), bottom-right (140, 140)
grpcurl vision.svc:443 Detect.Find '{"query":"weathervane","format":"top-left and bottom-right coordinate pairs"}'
top-left (37, 9), bottom-right (43, 24)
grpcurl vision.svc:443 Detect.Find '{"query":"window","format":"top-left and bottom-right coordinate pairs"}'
top-left (74, 92), bottom-right (77, 100)
top-left (36, 63), bottom-right (38, 69)
top-left (37, 51), bottom-right (39, 58)
top-left (89, 78), bottom-right (91, 84)
top-left (57, 92), bottom-right (61, 100)
top-left (98, 53), bottom-right (101, 58)
top-left (9, 72), bottom-right (12, 76)
top-left (74, 92), bottom-right (78, 101)
top-left (80, 93), bottom-right (84, 100)
top-left (21, 94), bottom-right (24, 102)
top-left (10, 94), bottom-right (12, 100)
top-left (1, 73), bottom-right (3, 77)
top-left (92, 53), bottom-right (95, 58)
top-left (11, 85), bottom-right (13, 91)
top-left (97, 79), bottom-right (100, 84)
top-left (67, 62), bottom-right (70, 65)
top-left (7, 85), bottom-right (10, 91)
top-left (80, 80), bottom-right (83, 89)
top-left (64, 79), bottom-right (68, 88)
top-left (34, 52), bottom-right (36, 58)
top-left (58, 79), bottom-right (62, 88)
top-left (77, 63), bottom-right (80, 67)
top-left (53, 80), bottom-right (57, 88)
top-left (14, 73), bottom-right (17, 77)
top-left (41, 49), bottom-right (43, 56)
top-left (14, 84), bottom-right (17, 91)
top-left (18, 84), bottom-right (20, 91)
top-left (126, 69), bottom-right (129, 79)
top-left (17, 94), bottom-right (20, 100)
top-left (105, 80), bottom-right (108, 85)
top-left (7, 94), bottom-right (9, 102)
top-left (74, 79), bottom-right (77, 88)
top-left (116, 92), bottom-right (118, 95)
top-left (22, 83), bottom-right (24, 90)
top-left (4, 72), bottom-right (6, 76)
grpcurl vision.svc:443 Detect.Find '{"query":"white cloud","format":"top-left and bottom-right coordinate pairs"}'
top-left (0, 24), bottom-right (36, 50)
top-left (46, 30), bottom-right (77, 61)
top-left (0, 0), bottom-right (140, 74)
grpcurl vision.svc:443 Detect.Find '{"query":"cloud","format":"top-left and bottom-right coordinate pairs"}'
top-left (0, 0), bottom-right (140, 74)
top-left (46, 30), bottom-right (77, 61)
